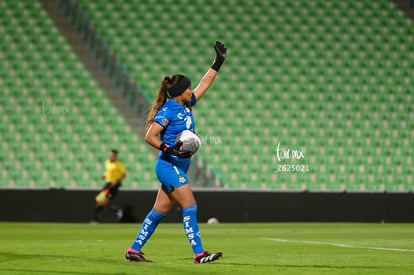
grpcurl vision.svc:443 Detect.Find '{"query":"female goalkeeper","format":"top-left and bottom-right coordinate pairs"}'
top-left (125, 41), bottom-right (227, 264)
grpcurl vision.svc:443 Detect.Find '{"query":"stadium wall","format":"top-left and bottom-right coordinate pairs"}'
top-left (0, 189), bottom-right (413, 223)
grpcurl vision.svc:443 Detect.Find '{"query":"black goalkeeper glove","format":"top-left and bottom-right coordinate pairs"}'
top-left (211, 41), bottom-right (227, 72)
top-left (160, 141), bottom-right (192, 158)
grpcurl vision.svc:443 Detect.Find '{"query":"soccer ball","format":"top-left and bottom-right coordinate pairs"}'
top-left (207, 217), bottom-right (219, 224)
top-left (176, 130), bottom-right (201, 155)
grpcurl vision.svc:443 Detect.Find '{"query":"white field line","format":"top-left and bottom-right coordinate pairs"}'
top-left (261, 238), bottom-right (414, 252)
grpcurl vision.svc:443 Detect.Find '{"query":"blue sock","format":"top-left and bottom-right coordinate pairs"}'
top-left (130, 208), bottom-right (165, 251)
top-left (182, 205), bottom-right (204, 255)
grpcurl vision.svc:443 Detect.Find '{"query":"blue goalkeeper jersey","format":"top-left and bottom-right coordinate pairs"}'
top-left (154, 94), bottom-right (197, 162)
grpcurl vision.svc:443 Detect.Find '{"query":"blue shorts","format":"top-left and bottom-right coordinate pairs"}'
top-left (155, 153), bottom-right (191, 192)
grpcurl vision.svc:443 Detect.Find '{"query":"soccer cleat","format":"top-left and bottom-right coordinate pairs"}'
top-left (125, 250), bottom-right (152, 262)
top-left (194, 251), bottom-right (222, 264)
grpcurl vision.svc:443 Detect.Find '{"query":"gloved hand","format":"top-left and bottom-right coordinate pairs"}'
top-left (211, 41), bottom-right (227, 72)
top-left (160, 141), bottom-right (192, 158)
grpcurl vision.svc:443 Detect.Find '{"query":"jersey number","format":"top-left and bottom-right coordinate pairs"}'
top-left (184, 116), bottom-right (192, 130)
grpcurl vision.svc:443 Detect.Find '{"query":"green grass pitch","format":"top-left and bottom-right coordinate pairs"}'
top-left (1, 222), bottom-right (413, 274)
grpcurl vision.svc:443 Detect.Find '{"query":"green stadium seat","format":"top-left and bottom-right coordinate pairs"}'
top-left (3, 0), bottom-right (413, 191)
top-left (0, 0), bottom-right (159, 189)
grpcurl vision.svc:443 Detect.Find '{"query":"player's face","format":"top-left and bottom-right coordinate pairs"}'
top-left (109, 152), bottom-right (117, 161)
top-left (182, 87), bottom-right (192, 104)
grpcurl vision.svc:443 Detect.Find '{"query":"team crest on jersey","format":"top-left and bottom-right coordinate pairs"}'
top-left (178, 175), bottom-right (186, 183)
top-left (161, 118), bottom-right (169, 127)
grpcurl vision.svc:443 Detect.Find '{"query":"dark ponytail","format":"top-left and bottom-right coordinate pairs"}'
top-left (145, 75), bottom-right (189, 130)
top-left (145, 76), bottom-right (170, 130)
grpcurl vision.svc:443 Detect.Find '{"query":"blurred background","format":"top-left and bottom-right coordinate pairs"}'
top-left (0, 0), bottom-right (413, 222)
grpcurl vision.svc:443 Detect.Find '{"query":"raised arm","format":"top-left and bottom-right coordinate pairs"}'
top-left (193, 41), bottom-right (227, 102)
top-left (193, 69), bottom-right (218, 101)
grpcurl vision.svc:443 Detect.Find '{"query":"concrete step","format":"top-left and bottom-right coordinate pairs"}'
top-left (39, 0), bottom-right (148, 139)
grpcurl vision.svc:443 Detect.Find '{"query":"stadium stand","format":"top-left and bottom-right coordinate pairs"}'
top-left (0, 0), bottom-right (159, 189)
top-left (75, 0), bottom-right (413, 191)
top-left (1, 0), bottom-right (413, 192)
